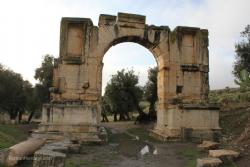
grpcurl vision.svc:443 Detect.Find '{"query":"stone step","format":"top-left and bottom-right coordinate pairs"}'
top-left (209, 149), bottom-right (240, 160)
top-left (198, 141), bottom-right (220, 151)
top-left (196, 157), bottom-right (222, 167)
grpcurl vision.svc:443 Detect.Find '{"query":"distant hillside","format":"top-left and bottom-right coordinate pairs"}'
top-left (209, 87), bottom-right (250, 105)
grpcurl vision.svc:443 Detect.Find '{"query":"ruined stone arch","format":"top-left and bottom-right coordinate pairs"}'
top-left (100, 39), bottom-right (159, 92)
top-left (38, 13), bottom-right (220, 142)
top-left (99, 35), bottom-right (161, 96)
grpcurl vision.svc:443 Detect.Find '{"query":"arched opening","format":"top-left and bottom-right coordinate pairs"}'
top-left (40, 14), bottom-right (219, 144)
top-left (101, 42), bottom-right (158, 123)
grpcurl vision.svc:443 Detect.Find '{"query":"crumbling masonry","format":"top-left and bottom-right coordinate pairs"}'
top-left (37, 13), bottom-right (220, 141)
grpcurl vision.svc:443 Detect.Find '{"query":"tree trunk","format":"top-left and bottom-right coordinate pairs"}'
top-left (128, 90), bottom-right (146, 117)
top-left (125, 112), bottom-right (131, 121)
top-left (104, 114), bottom-right (109, 122)
top-left (28, 110), bottom-right (35, 123)
top-left (148, 101), bottom-right (156, 121)
top-left (119, 113), bottom-right (126, 121)
top-left (9, 110), bottom-right (17, 122)
top-left (114, 113), bottom-right (117, 122)
top-left (102, 113), bottom-right (109, 122)
top-left (18, 111), bottom-right (23, 123)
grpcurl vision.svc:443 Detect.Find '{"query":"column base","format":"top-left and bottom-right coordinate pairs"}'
top-left (33, 103), bottom-right (103, 143)
top-left (151, 103), bottom-right (221, 142)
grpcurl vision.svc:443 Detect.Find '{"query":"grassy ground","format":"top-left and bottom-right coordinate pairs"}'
top-left (177, 148), bottom-right (199, 167)
top-left (0, 124), bottom-right (35, 149)
top-left (127, 128), bottom-right (161, 143)
top-left (209, 87), bottom-right (250, 103)
top-left (209, 87), bottom-right (250, 167)
top-left (0, 124), bottom-right (36, 167)
top-left (0, 123), bottom-right (236, 167)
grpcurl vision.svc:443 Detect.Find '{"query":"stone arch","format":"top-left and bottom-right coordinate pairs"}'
top-left (39, 13), bottom-right (220, 142)
top-left (101, 39), bottom-right (159, 82)
top-left (103, 36), bottom-right (158, 58)
top-left (99, 34), bottom-right (169, 77)
top-left (100, 38), bottom-right (159, 114)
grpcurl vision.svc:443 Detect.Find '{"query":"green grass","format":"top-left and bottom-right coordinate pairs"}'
top-left (209, 87), bottom-right (250, 104)
top-left (65, 159), bottom-right (102, 167)
top-left (221, 112), bottom-right (250, 136)
top-left (0, 124), bottom-right (28, 149)
top-left (178, 148), bottom-right (200, 167)
top-left (220, 159), bottom-right (237, 167)
top-left (106, 128), bottom-right (132, 143)
top-left (177, 145), bottom-right (238, 167)
top-left (0, 124), bottom-right (33, 166)
top-left (127, 128), bottom-right (161, 143)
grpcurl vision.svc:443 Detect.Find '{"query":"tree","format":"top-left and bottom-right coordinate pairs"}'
top-left (24, 82), bottom-right (42, 123)
top-left (23, 54), bottom-right (55, 122)
top-left (34, 54), bottom-right (54, 103)
top-left (0, 54), bottom-right (54, 123)
top-left (233, 25), bottom-right (250, 80)
top-left (144, 67), bottom-right (158, 121)
top-left (235, 69), bottom-right (250, 90)
top-left (0, 64), bottom-right (27, 121)
top-left (103, 69), bottom-right (144, 122)
top-left (101, 96), bottom-right (110, 122)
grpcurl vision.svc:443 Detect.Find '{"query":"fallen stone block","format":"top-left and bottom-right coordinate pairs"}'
top-left (33, 149), bottom-right (66, 167)
top-left (0, 149), bottom-right (10, 165)
top-left (198, 141), bottom-right (220, 151)
top-left (209, 149), bottom-right (240, 161)
top-left (4, 138), bottom-right (46, 166)
top-left (196, 157), bottom-right (222, 167)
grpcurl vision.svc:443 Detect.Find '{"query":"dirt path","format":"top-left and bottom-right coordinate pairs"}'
top-left (65, 122), bottom-right (198, 167)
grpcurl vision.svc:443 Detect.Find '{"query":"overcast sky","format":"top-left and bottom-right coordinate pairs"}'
top-left (0, 0), bottom-right (249, 90)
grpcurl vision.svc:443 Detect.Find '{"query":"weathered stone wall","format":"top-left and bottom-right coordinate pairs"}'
top-left (41, 12), bottom-right (219, 140)
top-left (41, 104), bottom-right (98, 125)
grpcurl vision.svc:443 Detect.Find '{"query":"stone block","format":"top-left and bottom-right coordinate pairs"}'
top-left (33, 149), bottom-right (66, 167)
top-left (98, 14), bottom-right (116, 26)
top-left (209, 149), bottom-right (240, 160)
top-left (198, 141), bottom-right (219, 151)
top-left (0, 149), bottom-right (10, 165)
top-left (196, 157), bottom-right (222, 167)
top-left (117, 12), bottom-right (145, 24)
top-left (5, 138), bottom-right (45, 167)
top-left (117, 12), bottom-right (146, 29)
